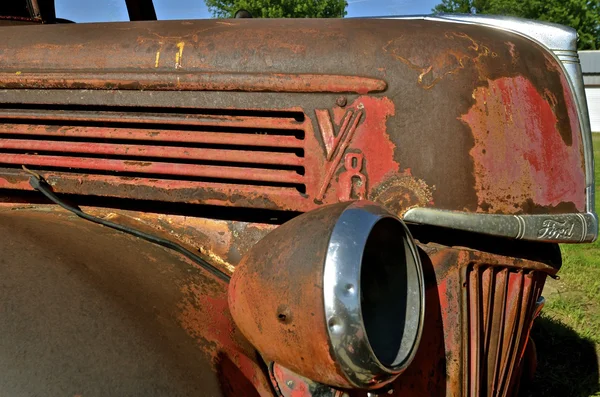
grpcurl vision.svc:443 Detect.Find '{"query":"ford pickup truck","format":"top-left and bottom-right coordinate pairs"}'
top-left (0, 1), bottom-right (595, 396)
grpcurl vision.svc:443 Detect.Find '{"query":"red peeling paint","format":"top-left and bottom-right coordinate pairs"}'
top-left (324, 96), bottom-right (398, 202)
top-left (462, 76), bottom-right (585, 213)
top-left (348, 96), bottom-right (399, 187)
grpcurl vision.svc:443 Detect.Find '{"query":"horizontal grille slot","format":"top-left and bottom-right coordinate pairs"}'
top-left (0, 124), bottom-right (304, 149)
top-left (0, 168), bottom-right (307, 204)
top-left (1, 154), bottom-right (304, 184)
top-left (0, 103), bottom-right (306, 121)
top-left (0, 139), bottom-right (303, 166)
top-left (0, 110), bottom-right (305, 134)
top-left (0, 105), bottom-right (308, 194)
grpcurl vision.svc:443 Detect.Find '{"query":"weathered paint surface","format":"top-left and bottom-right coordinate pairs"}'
top-left (0, 71), bottom-right (388, 94)
top-left (313, 96), bottom-right (398, 203)
top-left (0, 18), bottom-right (586, 218)
top-left (464, 265), bottom-right (546, 396)
top-left (0, 16), bottom-right (588, 397)
top-left (228, 204), bottom-right (350, 388)
top-left (335, 96), bottom-right (398, 196)
top-left (388, 243), bottom-right (558, 397)
top-left (0, 203), bottom-right (563, 396)
top-left (178, 281), bottom-right (271, 396)
top-left (0, 207), bottom-right (273, 396)
top-left (463, 76), bottom-right (585, 213)
top-left (383, 31), bottom-right (495, 90)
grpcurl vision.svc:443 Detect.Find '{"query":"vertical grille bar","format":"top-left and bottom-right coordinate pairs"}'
top-left (466, 265), bottom-right (546, 397)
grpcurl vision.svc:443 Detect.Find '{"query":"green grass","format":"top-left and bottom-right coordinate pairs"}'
top-left (525, 134), bottom-right (600, 396)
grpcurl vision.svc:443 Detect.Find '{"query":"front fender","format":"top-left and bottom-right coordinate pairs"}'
top-left (0, 207), bottom-right (270, 396)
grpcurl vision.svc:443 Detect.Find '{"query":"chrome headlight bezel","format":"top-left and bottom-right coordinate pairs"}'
top-left (323, 201), bottom-right (425, 387)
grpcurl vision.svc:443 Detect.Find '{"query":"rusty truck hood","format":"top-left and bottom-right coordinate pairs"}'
top-left (0, 18), bottom-right (586, 223)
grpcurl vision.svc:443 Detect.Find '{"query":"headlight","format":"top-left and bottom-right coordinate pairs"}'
top-left (228, 201), bottom-right (425, 390)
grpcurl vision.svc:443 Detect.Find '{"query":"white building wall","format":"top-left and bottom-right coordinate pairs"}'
top-left (585, 87), bottom-right (600, 132)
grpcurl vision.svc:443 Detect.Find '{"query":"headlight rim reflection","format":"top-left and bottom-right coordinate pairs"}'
top-left (323, 201), bottom-right (425, 388)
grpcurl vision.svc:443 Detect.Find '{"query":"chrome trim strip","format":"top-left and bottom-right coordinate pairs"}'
top-left (323, 202), bottom-right (425, 387)
top-left (515, 215), bottom-right (526, 240)
top-left (561, 60), bottom-right (595, 213)
top-left (403, 208), bottom-right (598, 243)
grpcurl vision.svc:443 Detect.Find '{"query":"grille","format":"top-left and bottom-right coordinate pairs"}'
top-left (0, 104), bottom-right (307, 193)
top-left (465, 265), bottom-right (546, 397)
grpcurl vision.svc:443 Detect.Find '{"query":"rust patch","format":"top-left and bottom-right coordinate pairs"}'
top-left (384, 31), bottom-right (491, 89)
top-left (179, 281), bottom-right (233, 355)
top-left (228, 204), bottom-right (350, 388)
top-left (0, 71), bottom-right (387, 94)
top-left (370, 174), bottom-right (434, 217)
top-left (123, 160), bottom-right (152, 167)
top-left (177, 277), bottom-right (273, 395)
top-left (462, 76), bottom-right (585, 213)
top-left (505, 41), bottom-right (518, 64)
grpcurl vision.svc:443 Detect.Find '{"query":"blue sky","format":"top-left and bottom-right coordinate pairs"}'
top-left (55, 0), bottom-right (440, 23)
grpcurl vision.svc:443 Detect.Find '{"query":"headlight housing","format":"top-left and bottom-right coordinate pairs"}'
top-left (228, 201), bottom-right (425, 390)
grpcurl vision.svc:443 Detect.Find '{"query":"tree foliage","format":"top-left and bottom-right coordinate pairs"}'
top-left (205, 0), bottom-right (348, 18)
top-left (433, 0), bottom-right (600, 50)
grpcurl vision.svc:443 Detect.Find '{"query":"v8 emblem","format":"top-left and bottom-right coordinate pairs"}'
top-left (314, 106), bottom-right (365, 201)
top-left (338, 152), bottom-right (367, 201)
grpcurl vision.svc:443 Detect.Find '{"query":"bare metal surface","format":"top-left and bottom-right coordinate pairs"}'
top-left (427, 14), bottom-right (577, 50)
top-left (562, 59), bottom-right (596, 213)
